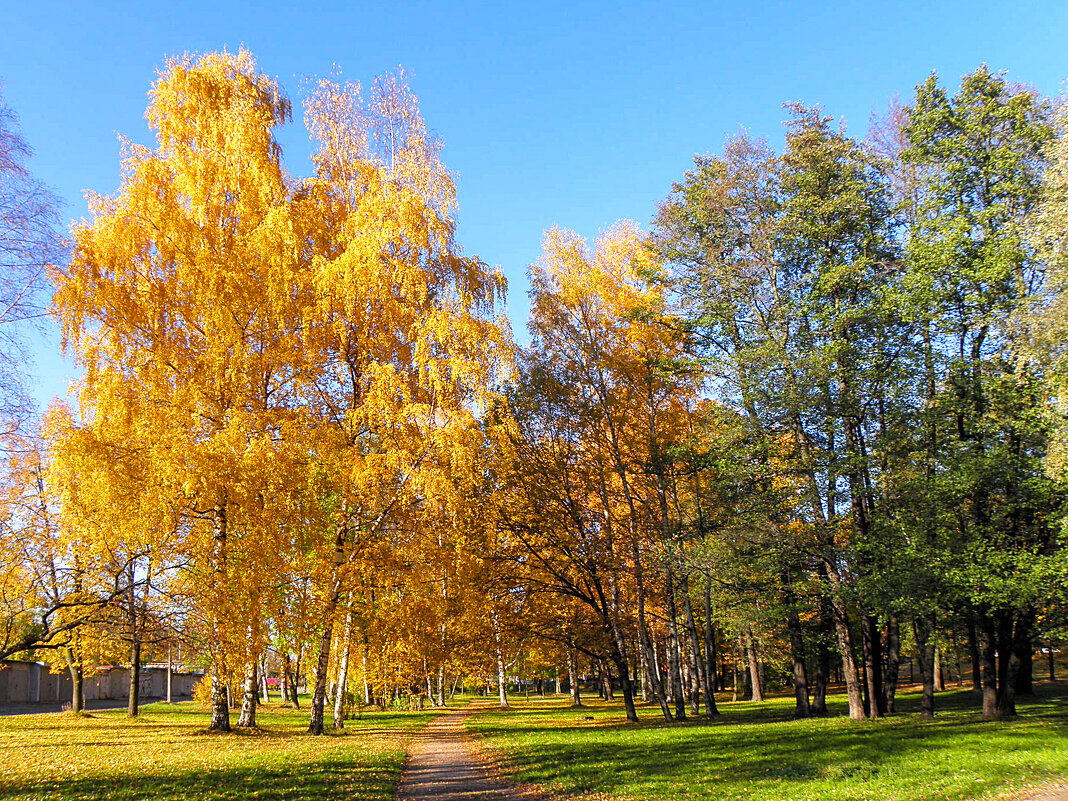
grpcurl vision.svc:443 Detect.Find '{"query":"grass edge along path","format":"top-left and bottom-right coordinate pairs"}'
top-left (0, 699), bottom-right (443, 801)
top-left (466, 685), bottom-right (1068, 801)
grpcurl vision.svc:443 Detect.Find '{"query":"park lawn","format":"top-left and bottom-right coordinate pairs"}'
top-left (0, 700), bottom-right (438, 801)
top-left (467, 684), bottom-right (1068, 801)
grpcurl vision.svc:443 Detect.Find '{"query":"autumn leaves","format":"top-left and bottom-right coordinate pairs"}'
top-left (9, 47), bottom-right (1068, 741)
top-left (44, 50), bottom-right (509, 731)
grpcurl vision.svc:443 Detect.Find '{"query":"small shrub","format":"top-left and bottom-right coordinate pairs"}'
top-left (192, 675), bottom-right (212, 704)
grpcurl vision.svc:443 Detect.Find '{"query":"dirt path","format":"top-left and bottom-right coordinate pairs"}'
top-left (1020, 786), bottom-right (1068, 801)
top-left (396, 702), bottom-right (536, 801)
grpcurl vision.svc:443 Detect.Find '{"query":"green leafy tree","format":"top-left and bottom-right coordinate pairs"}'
top-left (902, 65), bottom-right (1060, 720)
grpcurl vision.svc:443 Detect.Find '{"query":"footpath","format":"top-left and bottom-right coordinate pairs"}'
top-left (396, 701), bottom-right (537, 801)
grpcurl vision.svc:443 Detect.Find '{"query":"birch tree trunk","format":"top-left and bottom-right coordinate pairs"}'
top-left (492, 610), bottom-right (508, 708)
top-left (333, 608), bottom-right (352, 728)
top-left (259, 654), bottom-right (269, 702)
top-left (126, 559), bottom-right (141, 719)
top-left (309, 617), bottom-right (335, 734)
top-left (209, 505), bottom-right (231, 731)
top-left (210, 670), bottom-right (230, 732)
top-left (309, 517), bottom-right (347, 735)
top-left (635, 546), bottom-right (671, 721)
top-left (362, 643), bottom-right (372, 705)
top-left (238, 660), bottom-right (258, 727)
top-left (862, 614), bottom-right (884, 717)
top-left (639, 645), bottom-right (649, 702)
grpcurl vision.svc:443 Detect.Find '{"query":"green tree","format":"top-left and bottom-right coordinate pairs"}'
top-left (655, 105), bottom-right (904, 720)
top-left (902, 65), bottom-right (1059, 720)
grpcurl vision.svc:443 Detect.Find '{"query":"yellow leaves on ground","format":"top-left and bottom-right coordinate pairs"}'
top-left (0, 703), bottom-right (416, 801)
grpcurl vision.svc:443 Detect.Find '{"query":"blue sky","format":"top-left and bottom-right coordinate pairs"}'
top-left (3, 0), bottom-right (1067, 411)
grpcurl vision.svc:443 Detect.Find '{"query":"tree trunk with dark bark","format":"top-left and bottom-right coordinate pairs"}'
top-left (967, 612), bottom-right (982, 691)
top-left (702, 576), bottom-right (720, 717)
top-left (811, 585), bottom-right (832, 716)
top-left (995, 611), bottom-right (1023, 719)
top-left (862, 614), bottom-right (884, 717)
top-left (567, 646), bottom-right (581, 707)
top-left (884, 614), bottom-right (901, 713)
top-left (291, 647), bottom-right (302, 707)
top-left (680, 576), bottom-right (703, 718)
top-left (745, 628), bottom-right (764, 702)
top-left (127, 638), bottom-right (141, 719)
top-left (598, 659), bottom-right (614, 700)
top-left (664, 570), bottom-right (686, 720)
top-left (1013, 611), bottom-right (1034, 697)
top-left (607, 632), bottom-right (638, 723)
top-left (780, 571), bottom-right (810, 718)
top-left (826, 568), bottom-right (865, 719)
top-left (310, 516), bottom-right (348, 734)
top-left (913, 614), bottom-right (936, 719)
top-left (63, 643), bottom-right (83, 713)
top-left (978, 613), bottom-right (999, 720)
top-left (126, 558), bottom-right (143, 719)
top-left (934, 647), bottom-right (946, 692)
top-left (951, 629), bottom-right (964, 687)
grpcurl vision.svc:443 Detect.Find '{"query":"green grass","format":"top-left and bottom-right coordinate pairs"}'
top-left (467, 684), bottom-right (1068, 801)
top-left (0, 699), bottom-right (441, 801)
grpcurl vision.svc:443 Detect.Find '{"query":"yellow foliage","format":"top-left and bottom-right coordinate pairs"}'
top-left (48, 49), bottom-right (513, 699)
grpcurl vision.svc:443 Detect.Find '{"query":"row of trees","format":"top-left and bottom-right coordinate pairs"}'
top-left (0, 54), bottom-right (1066, 732)
top-left (501, 67), bottom-right (1068, 723)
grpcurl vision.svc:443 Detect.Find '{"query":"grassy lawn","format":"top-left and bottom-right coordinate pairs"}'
top-left (0, 700), bottom-right (439, 801)
top-left (467, 684), bottom-right (1068, 801)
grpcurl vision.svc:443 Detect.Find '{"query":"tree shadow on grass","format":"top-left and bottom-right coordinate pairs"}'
top-left (475, 688), bottom-right (1068, 798)
top-left (0, 755), bottom-right (405, 801)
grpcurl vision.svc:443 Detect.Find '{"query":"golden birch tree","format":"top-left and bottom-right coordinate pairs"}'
top-left (52, 51), bottom-right (511, 734)
top-left (52, 49), bottom-right (303, 731)
top-left (293, 70), bottom-right (510, 733)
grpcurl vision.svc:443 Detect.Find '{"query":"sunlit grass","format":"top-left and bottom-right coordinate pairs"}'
top-left (468, 683), bottom-right (1068, 801)
top-left (0, 699), bottom-right (438, 801)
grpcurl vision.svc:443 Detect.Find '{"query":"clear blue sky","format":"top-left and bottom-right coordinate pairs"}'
top-left (3, 0), bottom-right (1067, 411)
